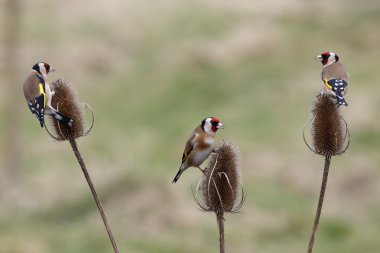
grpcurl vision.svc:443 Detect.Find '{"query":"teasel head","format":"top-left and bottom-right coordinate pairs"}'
top-left (194, 140), bottom-right (245, 214)
top-left (304, 94), bottom-right (350, 157)
top-left (46, 78), bottom-right (94, 141)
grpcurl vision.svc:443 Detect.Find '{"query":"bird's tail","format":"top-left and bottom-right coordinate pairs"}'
top-left (172, 168), bottom-right (184, 183)
top-left (335, 91), bottom-right (348, 106)
top-left (48, 108), bottom-right (74, 127)
top-left (326, 79), bottom-right (348, 106)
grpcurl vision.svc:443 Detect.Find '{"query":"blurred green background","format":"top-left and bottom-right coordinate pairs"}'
top-left (1, 0), bottom-right (380, 252)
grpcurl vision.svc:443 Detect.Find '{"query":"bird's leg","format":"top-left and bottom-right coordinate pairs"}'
top-left (198, 166), bottom-right (207, 175)
top-left (318, 88), bottom-right (325, 97)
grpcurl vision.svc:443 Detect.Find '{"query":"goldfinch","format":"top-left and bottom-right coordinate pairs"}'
top-left (23, 62), bottom-right (73, 127)
top-left (172, 117), bottom-right (224, 183)
top-left (316, 51), bottom-right (349, 106)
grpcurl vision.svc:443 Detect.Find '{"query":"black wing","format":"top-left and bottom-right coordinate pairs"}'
top-left (28, 93), bottom-right (45, 127)
top-left (181, 131), bottom-right (197, 164)
top-left (327, 79), bottom-right (348, 106)
top-left (327, 79), bottom-right (348, 92)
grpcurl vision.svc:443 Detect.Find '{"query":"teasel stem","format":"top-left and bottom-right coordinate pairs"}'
top-left (69, 138), bottom-right (120, 253)
top-left (307, 155), bottom-right (331, 253)
top-left (216, 209), bottom-right (225, 253)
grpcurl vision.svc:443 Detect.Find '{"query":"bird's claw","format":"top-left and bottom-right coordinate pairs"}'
top-left (198, 167), bottom-right (208, 175)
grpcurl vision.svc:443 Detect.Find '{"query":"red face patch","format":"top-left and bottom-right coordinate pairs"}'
top-left (211, 117), bottom-right (220, 124)
top-left (210, 117), bottom-right (220, 132)
top-left (320, 52), bottom-right (331, 65)
top-left (44, 63), bottom-right (50, 73)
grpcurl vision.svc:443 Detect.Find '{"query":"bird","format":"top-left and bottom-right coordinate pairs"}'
top-left (23, 62), bottom-right (73, 128)
top-left (315, 51), bottom-right (349, 106)
top-left (172, 117), bottom-right (224, 183)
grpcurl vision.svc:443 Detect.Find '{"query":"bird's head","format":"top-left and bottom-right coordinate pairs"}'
top-left (315, 51), bottom-right (339, 66)
top-left (32, 62), bottom-right (55, 78)
top-left (201, 117), bottom-right (224, 134)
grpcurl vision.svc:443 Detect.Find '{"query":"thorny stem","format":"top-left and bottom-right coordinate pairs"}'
top-left (69, 138), bottom-right (120, 253)
top-left (307, 155), bottom-right (331, 253)
top-left (216, 210), bottom-right (225, 253)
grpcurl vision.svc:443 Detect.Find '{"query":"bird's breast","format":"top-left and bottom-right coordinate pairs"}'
top-left (203, 137), bottom-right (215, 146)
top-left (192, 147), bottom-right (213, 166)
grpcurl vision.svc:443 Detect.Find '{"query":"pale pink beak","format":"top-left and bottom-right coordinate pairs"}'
top-left (315, 55), bottom-right (323, 61)
top-left (217, 122), bottom-right (224, 129)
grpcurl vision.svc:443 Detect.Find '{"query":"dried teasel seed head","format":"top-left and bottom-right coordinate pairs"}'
top-left (311, 94), bottom-right (348, 157)
top-left (48, 78), bottom-right (86, 140)
top-left (195, 140), bottom-right (245, 214)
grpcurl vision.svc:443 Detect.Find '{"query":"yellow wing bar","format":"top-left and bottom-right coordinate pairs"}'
top-left (39, 83), bottom-right (46, 107)
top-left (324, 79), bottom-right (332, 90)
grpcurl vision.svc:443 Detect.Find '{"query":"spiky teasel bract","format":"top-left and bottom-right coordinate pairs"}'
top-left (195, 140), bottom-right (245, 214)
top-left (47, 78), bottom-right (93, 141)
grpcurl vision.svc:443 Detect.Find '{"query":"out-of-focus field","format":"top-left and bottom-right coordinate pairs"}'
top-left (1, 0), bottom-right (380, 252)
